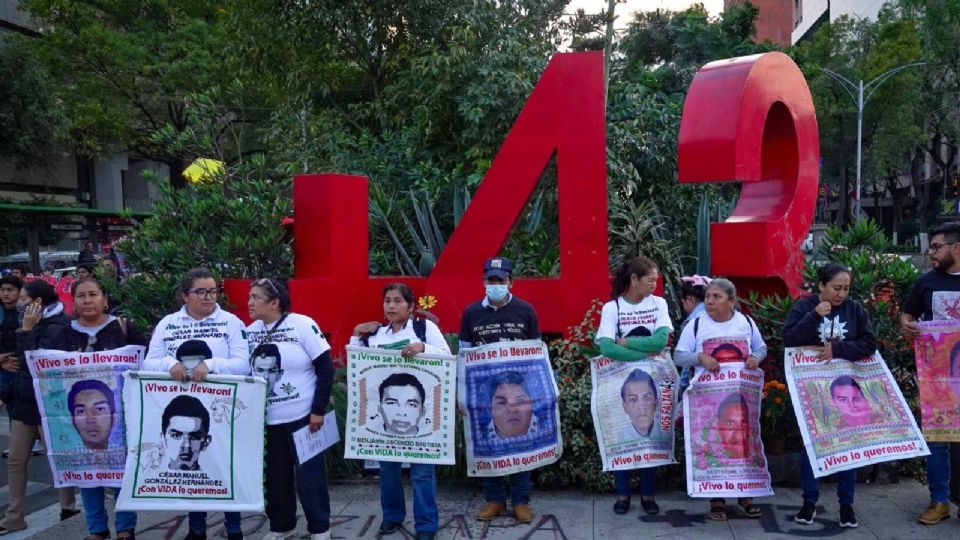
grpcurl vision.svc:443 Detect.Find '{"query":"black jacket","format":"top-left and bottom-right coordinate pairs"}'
top-left (782, 294), bottom-right (877, 360)
top-left (46, 318), bottom-right (148, 352)
top-left (2, 311), bottom-right (70, 425)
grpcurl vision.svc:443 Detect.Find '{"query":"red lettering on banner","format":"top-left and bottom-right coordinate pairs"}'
top-left (678, 52), bottom-right (819, 298)
top-left (224, 52), bottom-right (609, 353)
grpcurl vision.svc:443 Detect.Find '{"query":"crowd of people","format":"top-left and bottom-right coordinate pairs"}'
top-left (0, 221), bottom-right (959, 539)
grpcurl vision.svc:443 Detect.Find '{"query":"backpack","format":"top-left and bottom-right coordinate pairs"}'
top-left (361, 318), bottom-right (427, 347)
top-left (692, 311), bottom-right (756, 339)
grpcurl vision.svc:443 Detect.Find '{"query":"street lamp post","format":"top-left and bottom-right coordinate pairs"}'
top-left (819, 62), bottom-right (927, 220)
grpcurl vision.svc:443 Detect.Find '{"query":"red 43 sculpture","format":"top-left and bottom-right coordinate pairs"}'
top-left (225, 51), bottom-right (818, 352)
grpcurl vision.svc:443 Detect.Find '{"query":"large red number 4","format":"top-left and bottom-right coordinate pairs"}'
top-left (225, 52), bottom-right (610, 352)
top-left (678, 52), bottom-right (819, 298)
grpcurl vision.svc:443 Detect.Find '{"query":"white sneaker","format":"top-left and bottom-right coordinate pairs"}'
top-left (310, 532), bottom-right (331, 540)
top-left (262, 531), bottom-right (296, 540)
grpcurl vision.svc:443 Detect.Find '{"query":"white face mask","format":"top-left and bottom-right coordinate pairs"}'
top-left (180, 355), bottom-right (205, 376)
top-left (485, 284), bottom-right (509, 302)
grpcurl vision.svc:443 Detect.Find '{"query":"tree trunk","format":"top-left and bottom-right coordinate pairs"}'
top-left (168, 157), bottom-right (187, 189)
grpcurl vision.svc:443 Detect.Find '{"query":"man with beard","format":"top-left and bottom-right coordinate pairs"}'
top-left (903, 221), bottom-right (960, 524)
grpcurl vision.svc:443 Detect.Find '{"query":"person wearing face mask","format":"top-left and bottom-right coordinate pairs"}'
top-left (0, 280), bottom-right (78, 534)
top-left (594, 257), bottom-right (673, 517)
top-left (782, 264), bottom-right (876, 529)
top-left (458, 257), bottom-right (541, 524)
top-left (143, 267), bottom-right (248, 540)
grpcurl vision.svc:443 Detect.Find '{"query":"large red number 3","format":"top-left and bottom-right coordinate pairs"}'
top-left (225, 52), bottom-right (609, 352)
top-left (678, 52), bottom-right (819, 298)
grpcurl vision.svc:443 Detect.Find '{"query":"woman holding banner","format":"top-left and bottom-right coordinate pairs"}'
top-left (351, 283), bottom-right (450, 540)
top-left (674, 278), bottom-right (767, 521)
top-left (0, 280), bottom-right (78, 534)
top-left (143, 268), bottom-right (248, 540)
top-left (595, 257), bottom-right (672, 516)
top-left (47, 277), bottom-right (147, 540)
top-left (246, 278), bottom-right (334, 540)
top-left (783, 263), bottom-right (876, 529)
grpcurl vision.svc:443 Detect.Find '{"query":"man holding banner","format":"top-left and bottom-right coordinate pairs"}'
top-left (903, 221), bottom-right (960, 525)
top-left (459, 257), bottom-right (543, 524)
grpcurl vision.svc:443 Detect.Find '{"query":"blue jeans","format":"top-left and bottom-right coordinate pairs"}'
top-left (80, 487), bottom-right (136, 534)
top-left (265, 416), bottom-right (330, 534)
top-left (188, 511), bottom-right (242, 535)
top-left (380, 461), bottom-right (438, 533)
top-left (614, 467), bottom-right (656, 498)
top-left (800, 455), bottom-right (855, 505)
top-left (482, 471), bottom-right (533, 505)
top-left (677, 367), bottom-right (692, 400)
top-left (928, 442), bottom-right (951, 504)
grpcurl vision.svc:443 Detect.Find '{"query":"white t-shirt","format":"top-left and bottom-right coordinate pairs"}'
top-left (246, 313), bottom-right (331, 425)
top-left (675, 311), bottom-right (766, 357)
top-left (348, 318), bottom-right (450, 354)
top-left (143, 305), bottom-right (249, 375)
top-left (596, 295), bottom-right (673, 340)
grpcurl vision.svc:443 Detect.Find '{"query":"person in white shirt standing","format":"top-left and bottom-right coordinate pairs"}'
top-left (142, 268), bottom-right (248, 540)
top-left (246, 278), bottom-right (334, 540)
top-left (351, 283), bottom-right (450, 540)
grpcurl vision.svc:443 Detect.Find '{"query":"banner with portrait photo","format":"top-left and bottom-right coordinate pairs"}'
top-left (785, 347), bottom-right (928, 477)
top-left (590, 353), bottom-right (677, 471)
top-left (117, 373), bottom-right (266, 512)
top-left (459, 340), bottom-right (562, 477)
top-left (26, 346), bottom-right (144, 488)
top-left (916, 320), bottom-right (960, 441)
top-left (683, 359), bottom-right (772, 498)
top-left (344, 346), bottom-right (457, 465)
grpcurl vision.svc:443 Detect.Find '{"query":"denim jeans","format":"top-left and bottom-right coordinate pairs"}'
top-left (800, 455), bottom-right (855, 505)
top-left (265, 416), bottom-right (331, 534)
top-left (380, 461), bottom-right (438, 533)
top-left (614, 467), bottom-right (656, 498)
top-left (677, 367), bottom-right (692, 401)
top-left (927, 442), bottom-right (951, 503)
top-left (80, 487), bottom-right (136, 534)
top-left (188, 511), bottom-right (242, 535)
top-left (482, 471), bottom-right (533, 505)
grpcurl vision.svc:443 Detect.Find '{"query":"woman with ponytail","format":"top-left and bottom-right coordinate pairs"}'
top-left (594, 257), bottom-right (673, 516)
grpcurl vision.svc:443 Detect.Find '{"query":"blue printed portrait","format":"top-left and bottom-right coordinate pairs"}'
top-left (465, 360), bottom-right (558, 457)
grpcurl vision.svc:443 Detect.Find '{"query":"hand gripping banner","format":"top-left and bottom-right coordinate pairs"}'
top-left (117, 373), bottom-right (266, 512)
top-left (459, 340), bottom-right (562, 476)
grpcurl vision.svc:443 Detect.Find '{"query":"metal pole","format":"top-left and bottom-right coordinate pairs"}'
top-left (855, 79), bottom-right (863, 220)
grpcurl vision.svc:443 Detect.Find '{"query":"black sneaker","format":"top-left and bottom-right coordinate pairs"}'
top-left (613, 498), bottom-right (630, 515)
top-left (60, 508), bottom-right (81, 521)
top-left (182, 531), bottom-right (206, 540)
top-left (794, 500), bottom-right (816, 525)
top-left (640, 498), bottom-right (660, 515)
top-left (839, 504), bottom-right (858, 528)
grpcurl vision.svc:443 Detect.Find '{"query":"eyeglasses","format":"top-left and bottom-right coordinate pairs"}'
top-left (253, 278), bottom-right (278, 296)
top-left (928, 242), bottom-right (957, 252)
top-left (188, 288), bottom-right (221, 299)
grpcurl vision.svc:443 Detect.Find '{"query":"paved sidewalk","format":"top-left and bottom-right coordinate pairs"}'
top-left (19, 479), bottom-right (960, 539)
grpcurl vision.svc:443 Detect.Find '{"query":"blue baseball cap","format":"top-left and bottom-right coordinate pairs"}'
top-left (483, 257), bottom-right (513, 280)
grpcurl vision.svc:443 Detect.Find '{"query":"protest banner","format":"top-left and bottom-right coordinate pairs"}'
top-left (26, 345), bottom-right (144, 488)
top-left (117, 373), bottom-right (266, 512)
top-left (344, 346), bottom-right (457, 465)
top-left (916, 320), bottom-right (960, 442)
top-left (459, 340), bottom-right (562, 477)
top-left (683, 341), bottom-right (772, 498)
top-left (786, 347), bottom-right (928, 477)
top-left (590, 352), bottom-right (677, 471)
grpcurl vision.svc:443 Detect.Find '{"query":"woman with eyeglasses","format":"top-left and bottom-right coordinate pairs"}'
top-left (0, 280), bottom-right (78, 534)
top-left (46, 277), bottom-right (147, 540)
top-left (246, 278), bottom-right (334, 540)
top-left (350, 283), bottom-right (450, 540)
top-left (143, 267), bottom-right (249, 540)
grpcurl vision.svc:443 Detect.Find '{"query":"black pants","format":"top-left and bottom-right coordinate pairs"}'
top-left (265, 415), bottom-right (331, 534)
